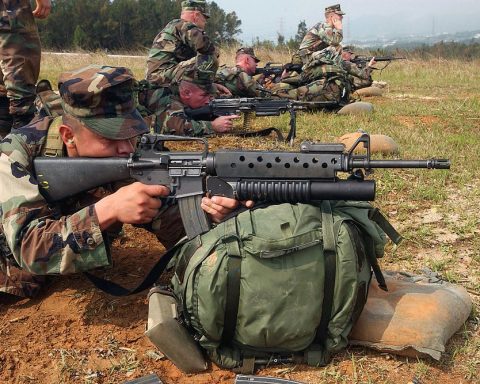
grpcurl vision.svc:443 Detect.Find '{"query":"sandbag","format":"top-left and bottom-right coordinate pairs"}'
top-left (349, 270), bottom-right (472, 360)
top-left (337, 102), bottom-right (374, 115)
top-left (354, 86), bottom-right (385, 97)
top-left (338, 132), bottom-right (399, 155)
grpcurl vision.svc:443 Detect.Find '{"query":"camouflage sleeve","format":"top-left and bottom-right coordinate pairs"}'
top-left (299, 23), bottom-right (343, 52)
top-left (343, 61), bottom-right (371, 80)
top-left (237, 72), bottom-right (260, 97)
top-left (161, 112), bottom-right (214, 136)
top-left (0, 134), bottom-right (110, 275)
top-left (182, 23), bottom-right (216, 55)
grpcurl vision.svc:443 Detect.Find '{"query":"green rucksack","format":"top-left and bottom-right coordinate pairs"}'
top-left (148, 201), bottom-right (398, 373)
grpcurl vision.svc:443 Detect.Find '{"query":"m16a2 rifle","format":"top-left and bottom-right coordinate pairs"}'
top-left (351, 55), bottom-right (406, 70)
top-left (255, 62), bottom-right (304, 82)
top-left (34, 133), bottom-right (450, 240)
top-left (184, 97), bottom-right (338, 145)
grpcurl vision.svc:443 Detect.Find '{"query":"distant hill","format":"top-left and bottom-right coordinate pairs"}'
top-left (346, 30), bottom-right (480, 49)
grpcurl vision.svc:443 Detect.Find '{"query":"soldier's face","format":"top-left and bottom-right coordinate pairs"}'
top-left (342, 51), bottom-right (352, 61)
top-left (182, 85), bottom-right (212, 109)
top-left (244, 56), bottom-right (258, 75)
top-left (194, 11), bottom-right (207, 29)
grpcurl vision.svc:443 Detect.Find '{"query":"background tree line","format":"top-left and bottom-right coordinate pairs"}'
top-left (37, 0), bottom-right (241, 51)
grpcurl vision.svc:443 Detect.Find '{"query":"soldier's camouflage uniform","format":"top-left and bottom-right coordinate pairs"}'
top-left (0, 0), bottom-right (41, 136)
top-left (0, 65), bottom-right (185, 299)
top-left (145, 18), bottom-right (217, 87)
top-left (346, 59), bottom-right (373, 91)
top-left (0, 117), bottom-right (111, 297)
top-left (215, 65), bottom-right (261, 98)
top-left (139, 86), bottom-right (214, 136)
top-left (272, 47), bottom-right (372, 104)
top-left (295, 22), bottom-right (343, 65)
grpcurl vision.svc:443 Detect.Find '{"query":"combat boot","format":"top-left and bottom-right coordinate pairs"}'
top-left (0, 95), bottom-right (12, 138)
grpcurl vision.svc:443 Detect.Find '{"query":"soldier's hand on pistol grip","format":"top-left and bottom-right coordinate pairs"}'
top-left (211, 115), bottom-right (240, 133)
top-left (95, 182), bottom-right (170, 229)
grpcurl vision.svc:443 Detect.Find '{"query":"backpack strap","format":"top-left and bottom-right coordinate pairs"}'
top-left (221, 218), bottom-right (242, 345)
top-left (369, 208), bottom-right (403, 245)
top-left (41, 116), bottom-right (65, 157)
top-left (316, 200), bottom-right (337, 342)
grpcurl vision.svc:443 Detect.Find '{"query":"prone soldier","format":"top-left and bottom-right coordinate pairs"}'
top-left (140, 59), bottom-right (238, 136)
top-left (341, 46), bottom-right (376, 91)
top-left (216, 47), bottom-right (265, 97)
top-left (0, 65), bottom-right (245, 300)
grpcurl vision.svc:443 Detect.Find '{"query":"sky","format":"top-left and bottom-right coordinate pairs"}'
top-left (213, 0), bottom-right (480, 42)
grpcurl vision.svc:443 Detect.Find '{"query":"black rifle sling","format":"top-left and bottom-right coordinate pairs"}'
top-left (84, 239), bottom-right (192, 296)
top-left (315, 201), bottom-right (337, 345)
top-left (230, 127), bottom-right (284, 141)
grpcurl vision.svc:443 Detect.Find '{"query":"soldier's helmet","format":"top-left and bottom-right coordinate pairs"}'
top-left (325, 4), bottom-right (346, 15)
top-left (236, 47), bottom-right (261, 63)
top-left (181, 0), bottom-right (210, 18)
top-left (58, 65), bottom-right (148, 140)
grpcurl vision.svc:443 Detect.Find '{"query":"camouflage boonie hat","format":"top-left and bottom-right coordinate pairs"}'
top-left (325, 4), bottom-right (345, 15)
top-left (182, 0), bottom-right (210, 18)
top-left (342, 45), bottom-right (355, 53)
top-left (236, 47), bottom-right (260, 63)
top-left (58, 65), bottom-right (148, 140)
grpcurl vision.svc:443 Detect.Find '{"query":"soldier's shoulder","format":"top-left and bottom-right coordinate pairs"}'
top-left (218, 65), bottom-right (239, 76)
top-left (167, 97), bottom-right (186, 115)
top-left (161, 19), bottom-right (184, 34)
top-left (6, 117), bottom-right (53, 147)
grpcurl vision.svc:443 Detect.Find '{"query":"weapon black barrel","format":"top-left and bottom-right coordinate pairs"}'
top-left (234, 180), bottom-right (375, 202)
top-left (350, 159), bottom-right (450, 170)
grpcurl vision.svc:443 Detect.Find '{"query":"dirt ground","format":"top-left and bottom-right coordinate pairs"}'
top-left (0, 223), bottom-right (477, 384)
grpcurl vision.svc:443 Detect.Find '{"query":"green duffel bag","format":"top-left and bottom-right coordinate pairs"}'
top-left (154, 201), bottom-right (397, 372)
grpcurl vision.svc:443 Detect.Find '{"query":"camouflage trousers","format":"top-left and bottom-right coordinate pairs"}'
top-left (351, 75), bottom-right (373, 91)
top-left (0, 0), bottom-right (41, 117)
top-left (271, 77), bottom-right (347, 103)
top-left (0, 259), bottom-right (46, 298)
top-left (146, 53), bottom-right (217, 87)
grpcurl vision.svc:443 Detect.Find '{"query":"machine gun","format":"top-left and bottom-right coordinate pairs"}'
top-left (34, 133), bottom-right (450, 240)
top-left (255, 62), bottom-right (304, 81)
top-left (351, 56), bottom-right (406, 70)
top-left (184, 97), bottom-right (338, 145)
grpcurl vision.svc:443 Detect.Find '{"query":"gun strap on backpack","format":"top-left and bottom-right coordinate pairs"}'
top-left (84, 238), bottom-right (193, 296)
top-left (221, 218), bottom-right (242, 345)
top-left (315, 201), bottom-right (337, 346)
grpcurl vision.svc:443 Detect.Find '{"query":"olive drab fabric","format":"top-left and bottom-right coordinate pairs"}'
top-left (169, 202), bottom-right (389, 369)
